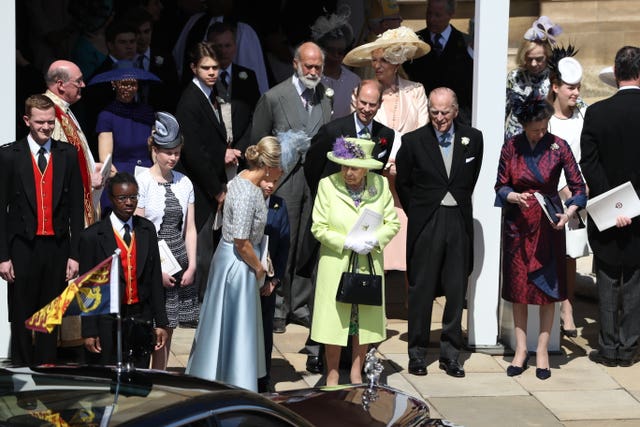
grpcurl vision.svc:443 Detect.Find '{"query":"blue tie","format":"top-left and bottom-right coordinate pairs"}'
top-left (439, 133), bottom-right (451, 148)
top-left (358, 127), bottom-right (371, 139)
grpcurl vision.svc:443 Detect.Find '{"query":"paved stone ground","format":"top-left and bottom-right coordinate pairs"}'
top-left (168, 255), bottom-right (640, 427)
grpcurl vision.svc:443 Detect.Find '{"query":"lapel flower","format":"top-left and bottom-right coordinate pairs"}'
top-left (239, 71), bottom-right (248, 80)
top-left (379, 137), bottom-right (388, 147)
top-left (550, 142), bottom-right (559, 151)
top-left (154, 56), bottom-right (164, 66)
top-left (461, 137), bottom-right (470, 146)
top-left (325, 87), bottom-right (335, 98)
top-left (273, 202), bottom-right (280, 210)
top-left (367, 185), bottom-right (377, 197)
top-left (216, 96), bottom-right (226, 105)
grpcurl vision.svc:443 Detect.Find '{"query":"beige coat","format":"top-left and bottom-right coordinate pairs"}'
top-left (310, 172), bottom-right (400, 346)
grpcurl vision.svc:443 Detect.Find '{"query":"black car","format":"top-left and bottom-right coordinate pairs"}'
top-left (0, 365), bottom-right (452, 426)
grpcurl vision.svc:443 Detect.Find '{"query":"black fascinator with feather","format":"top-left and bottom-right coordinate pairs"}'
top-left (510, 90), bottom-right (554, 125)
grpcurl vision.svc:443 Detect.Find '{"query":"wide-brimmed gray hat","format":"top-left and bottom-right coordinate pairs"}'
top-left (326, 137), bottom-right (383, 170)
top-left (152, 112), bottom-right (182, 149)
top-left (599, 66), bottom-right (616, 88)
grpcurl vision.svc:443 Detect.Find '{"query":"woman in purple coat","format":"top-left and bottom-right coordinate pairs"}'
top-left (495, 96), bottom-right (586, 380)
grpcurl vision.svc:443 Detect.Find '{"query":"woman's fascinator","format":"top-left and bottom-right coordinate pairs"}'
top-left (310, 5), bottom-right (354, 45)
top-left (327, 137), bottom-right (383, 170)
top-left (509, 90), bottom-right (552, 125)
top-left (524, 16), bottom-right (563, 45)
top-left (343, 26), bottom-right (430, 67)
top-left (277, 129), bottom-right (311, 174)
top-left (548, 45), bottom-right (582, 84)
top-left (152, 112), bottom-right (182, 149)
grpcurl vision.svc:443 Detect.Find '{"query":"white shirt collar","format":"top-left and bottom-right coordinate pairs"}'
top-left (431, 24), bottom-right (452, 46)
top-left (353, 113), bottom-right (371, 134)
top-left (109, 212), bottom-right (134, 236)
top-left (192, 76), bottom-right (213, 98)
top-left (27, 134), bottom-right (52, 156)
top-left (292, 74), bottom-right (312, 96)
top-left (618, 85), bottom-right (640, 91)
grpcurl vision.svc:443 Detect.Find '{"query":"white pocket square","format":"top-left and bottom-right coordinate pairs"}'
top-left (377, 150), bottom-right (387, 159)
top-left (465, 157), bottom-right (475, 163)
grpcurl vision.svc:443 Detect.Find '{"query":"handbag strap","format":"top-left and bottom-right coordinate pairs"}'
top-left (347, 251), bottom-right (377, 275)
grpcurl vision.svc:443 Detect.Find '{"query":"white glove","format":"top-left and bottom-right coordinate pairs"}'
top-left (344, 236), bottom-right (375, 255)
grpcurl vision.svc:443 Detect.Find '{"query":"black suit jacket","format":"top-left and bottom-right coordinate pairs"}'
top-left (304, 113), bottom-right (394, 196)
top-left (396, 122), bottom-right (483, 273)
top-left (147, 48), bottom-right (181, 113)
top-left (580, 88), bottom-right (640, 267)
top-left (175, 81), bottom-right (229, 230)
top-left (0, 138), bottom-right (84, 262)
top-left (217, 63), bottom-right (260, 112)
top-left (79, 215), bottom-right (168, 339)
top-left (403, 25), bottom-right (473, 120)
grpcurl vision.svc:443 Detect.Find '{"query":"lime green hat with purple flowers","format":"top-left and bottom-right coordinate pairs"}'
top-left (326, 137), bottom-right (383, 170)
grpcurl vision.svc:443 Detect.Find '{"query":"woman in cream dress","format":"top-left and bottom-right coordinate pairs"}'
top-left (344, 26), bottom-right (430, 272)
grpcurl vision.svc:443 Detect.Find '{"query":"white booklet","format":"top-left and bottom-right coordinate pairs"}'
top-left (347, 208), bottom-right (383, 240)
top-left (158, 239), bottom-right (182, 275)
top-left (586, 181), bottom-right (640, 231)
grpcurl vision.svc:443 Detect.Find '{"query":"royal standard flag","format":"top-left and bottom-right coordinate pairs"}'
top-left (25, 252), bottom-right (120, 333)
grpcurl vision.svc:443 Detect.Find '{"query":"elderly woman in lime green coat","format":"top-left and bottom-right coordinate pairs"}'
top-left (310, 137), bottom-right (400, 386)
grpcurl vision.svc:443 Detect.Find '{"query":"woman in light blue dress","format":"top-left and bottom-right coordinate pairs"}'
top-left (186, 137), bottom-right (281, 391)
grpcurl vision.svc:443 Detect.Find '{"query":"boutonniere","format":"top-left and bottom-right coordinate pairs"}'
top-left (325, 87), bottom-right (334, 99)
top-left (216, 96), bottom-right (226, 105)
top-left (461, 137), bottom-right (470, 146)
top-left (367, 185), bottom-right (377, 197)
top-left (238, 71), bottom-right (248, 80)
top-left (550, 142), bottom-right (559, 151)
top-left (154, 56), bottom-right (164, 66)
top-left (378, 137), bottom-right (388, 147)
top-left (273, 202), bottom-right (280, 210)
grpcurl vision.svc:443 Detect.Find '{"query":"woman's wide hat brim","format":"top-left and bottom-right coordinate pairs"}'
top-left (88, 66), bottom-right (161, 86)
top-left (343, 28), bottom-right (430, 67)
top-left (326, 152), bottom-right (384, 170)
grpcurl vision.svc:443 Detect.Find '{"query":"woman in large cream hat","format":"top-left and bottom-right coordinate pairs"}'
top-left (344, 26), bottom-right (430, 273)
top-left (311, 137), bottom-right (399, 386)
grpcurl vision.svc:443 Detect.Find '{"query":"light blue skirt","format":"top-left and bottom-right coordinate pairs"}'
top-left (186, 240), bottom-right (266, 391)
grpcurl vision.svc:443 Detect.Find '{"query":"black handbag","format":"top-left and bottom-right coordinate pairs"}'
top-left (336, 251), bottom-right (383, 306)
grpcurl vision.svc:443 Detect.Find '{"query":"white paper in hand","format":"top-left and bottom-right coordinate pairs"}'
top-left (586, 181), bottom-right (640, 231)
top-left (347, 208), bottom-right (383, 241)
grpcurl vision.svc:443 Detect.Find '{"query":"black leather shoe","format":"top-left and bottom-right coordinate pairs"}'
top-left (273, 318), bottom-right (286, 334)
top-left (536, 368), bottom-right (551, 380)
top-left (589, 350), bottom-right (617, 367)
top-left (306, 356), bottom-right (323, 374)
top-left (506, 355), bottom-right (530, 377)
top-left (618, 358), bottom-right (635, 367)
top-left (408, 358), bottom-right (427, 376)
top-left (439, 358), bottom-right (465, 378)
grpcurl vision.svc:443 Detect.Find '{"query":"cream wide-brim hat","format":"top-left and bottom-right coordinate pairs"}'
top-left (599, 66), bottom-right (616, 88)
top-left (326, 137), bottom-right (384, 170)
top-left (343, 26), bottom-right (430, 67)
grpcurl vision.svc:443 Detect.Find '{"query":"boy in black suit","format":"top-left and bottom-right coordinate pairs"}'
top-left (80, 172), bottom-right (168, 367)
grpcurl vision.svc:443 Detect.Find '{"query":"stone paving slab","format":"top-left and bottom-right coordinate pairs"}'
top-left (534, 389), bottom-right (640, 421)
top-left (429, 396), bottom-right (563, 427)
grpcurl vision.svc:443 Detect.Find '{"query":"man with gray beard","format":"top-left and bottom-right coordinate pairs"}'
top-left (251, 41), bottom-right (332, 374)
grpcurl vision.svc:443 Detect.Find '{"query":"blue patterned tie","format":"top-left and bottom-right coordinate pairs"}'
top-left (434, 33), bottom-right (444, 55)
top-left (358, 127), bottom-right (371, 140)
top-left (439, 132), bottom-right (451, 148)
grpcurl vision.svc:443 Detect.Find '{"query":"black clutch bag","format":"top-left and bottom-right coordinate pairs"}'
top-left (336, 251), bottom-right (383, 306)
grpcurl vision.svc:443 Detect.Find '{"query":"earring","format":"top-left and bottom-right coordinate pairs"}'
top-left (266, 171), bottom-right (270, 177)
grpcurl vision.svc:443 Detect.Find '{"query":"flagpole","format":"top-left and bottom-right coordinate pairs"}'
top-left (112, 249), bottom-right (124, 373)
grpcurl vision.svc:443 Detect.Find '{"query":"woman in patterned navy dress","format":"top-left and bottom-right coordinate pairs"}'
top-left (495, 97), bottom-right (586, 380)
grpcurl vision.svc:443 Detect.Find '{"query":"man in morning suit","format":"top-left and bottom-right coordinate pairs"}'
top-left (251, 41), bottom-right (332, 373)
top-left (396, 87), bottom-right (483, 378)
top-left (81, 172), bottom-right (168, 368)
top-left (581, 46), bottom-right (640, 368)
top-left (402, 0), bottom-right (473, 124)
top-left (207, 21), bottom-right (261, 111)
top-left (0, 95), bottom-right (84, 366)
top-left (305, 79), bottom-right (394, 196)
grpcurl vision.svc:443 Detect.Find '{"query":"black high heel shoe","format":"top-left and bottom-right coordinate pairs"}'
top-left (536, 367), bottom-right (551, 380)
top-left (506, 354), bottom-right (530, 377)
top-left (561, 325), bottom-right (578, 338)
